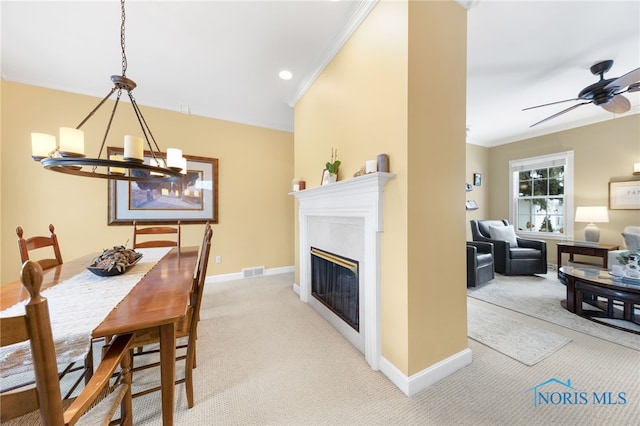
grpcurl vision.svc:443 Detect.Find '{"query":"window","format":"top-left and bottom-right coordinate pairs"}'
top-left (509, 151), bottom-right (574, 240)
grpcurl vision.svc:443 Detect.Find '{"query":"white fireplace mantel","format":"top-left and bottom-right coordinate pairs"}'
top-left (292, 172), bottom-right (395, 370)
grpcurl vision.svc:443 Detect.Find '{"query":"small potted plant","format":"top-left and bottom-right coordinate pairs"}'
top-left (324, 148), bottom-right (340, 184)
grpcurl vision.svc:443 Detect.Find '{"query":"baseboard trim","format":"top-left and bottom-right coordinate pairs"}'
top-left (379, 348), bottom-right (473, 397)
top-left (205, 265), bottom-right (294, 284)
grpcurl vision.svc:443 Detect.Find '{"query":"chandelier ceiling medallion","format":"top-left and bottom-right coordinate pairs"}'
top-left (31, 0), bottom-right (184, 182)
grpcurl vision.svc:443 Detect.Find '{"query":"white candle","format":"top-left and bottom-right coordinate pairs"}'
top-left (109, 154), bottom-right (125, 175)
top-left (150, 158), bottom-right (164, 176)
top-left (180, 157), bottom-right (188, 175)
top-left (31, 133), bottom-right (56, 159)
top-left (166, 148), bottom-right (183, 169)
top-left (124, 135), bottom-right (144, 160)
top-left (59, 127), bottom-right (84, 156)
top-left (365, 160), bottom-right (377, 173)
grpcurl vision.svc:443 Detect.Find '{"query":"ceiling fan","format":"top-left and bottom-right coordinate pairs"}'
top-left (524, 60), bottom-right (640, 127)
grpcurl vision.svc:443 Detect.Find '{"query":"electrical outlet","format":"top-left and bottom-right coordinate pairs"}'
top-left (216, 256), bottom-right (222, 264)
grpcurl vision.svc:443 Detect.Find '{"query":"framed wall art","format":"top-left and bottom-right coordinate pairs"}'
top-left (466, 200), bottom-right (479, 210)
top-left (473, 173), bottom-right (482, 186)
top-left (609, 180), bottom-right (640, 210)
top-left (108, 147), bottom-right (219, 224)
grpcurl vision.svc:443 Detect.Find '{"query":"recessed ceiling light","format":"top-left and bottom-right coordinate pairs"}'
top-left (279, 70), bottom-right (293, 81)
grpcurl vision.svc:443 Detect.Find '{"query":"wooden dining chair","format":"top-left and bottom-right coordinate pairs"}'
top-left (15, 224), bottom-right (91, 396)
top-left (0, 260), bottom-right (134, 426)
top-left (132, 220), bottom-right (181, 249)
top-left (16, 224), bottom-right (63, 270)
top-left (127, 222), bottom-right (212, 408)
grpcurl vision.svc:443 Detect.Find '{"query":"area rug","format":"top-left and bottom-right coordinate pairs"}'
top-left (467, 301), bottom-right (571, 366)
top-left (467, 272), bottom-right (640, 351)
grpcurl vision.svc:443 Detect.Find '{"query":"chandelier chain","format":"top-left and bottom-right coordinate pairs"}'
top-left (120, 0), bottom-right (127, 77)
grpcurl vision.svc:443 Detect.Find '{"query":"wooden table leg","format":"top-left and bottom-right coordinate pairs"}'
top-left (159, 323), bottom-right (176, 426)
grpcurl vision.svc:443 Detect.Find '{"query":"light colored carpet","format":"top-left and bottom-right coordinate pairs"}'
top-left (3, 272), bottom-right (640, 425)
top-left (467, 272), bottom-right (640, 351)
top-left (467, 300), bottom-right (571, 366)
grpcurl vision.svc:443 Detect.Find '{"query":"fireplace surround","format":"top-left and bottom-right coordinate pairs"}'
top-left (292, 172), bottom-right (394, 370)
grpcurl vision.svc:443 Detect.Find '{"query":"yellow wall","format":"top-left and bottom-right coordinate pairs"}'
top-left (295, 0), bottom-right (467, 376)
top-left (486, 114), bottom-right (640, 263)
top-left (1, 81), bottom-right (294, 283)
top-left (407, 0), bottom-right (467, 374)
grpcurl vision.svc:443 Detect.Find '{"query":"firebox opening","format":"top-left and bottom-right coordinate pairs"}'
top-left (310, 247), bottom-right (359, 332)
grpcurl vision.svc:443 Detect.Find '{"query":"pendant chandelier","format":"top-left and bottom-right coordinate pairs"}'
top-left (31, 0), bottom-right (184, 182)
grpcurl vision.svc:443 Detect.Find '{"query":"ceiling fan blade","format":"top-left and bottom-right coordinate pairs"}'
top-left (529, 102), bottom-right (591, 127)
top-left (522, 98), bottom-right (580, 111)
top-left (628, 82), bottom-right (640, 93)
top-left (604, 66), bottom-right (640, 90)
top-left (601, 94), bottom-right (631, 114)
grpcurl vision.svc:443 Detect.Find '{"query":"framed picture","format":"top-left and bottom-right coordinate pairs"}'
top-left (466, 200), bottom-right (479, 210)
top-left (465, 183), bottom-right (473, 192)
top-left (609, 180), bottom-right (640, 210)
top-left (108, 147), bottom-right (219, 224)
top-left (473, 173), bottom-right (482, 186)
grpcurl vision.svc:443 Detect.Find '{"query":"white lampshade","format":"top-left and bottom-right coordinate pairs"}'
top-left (575, 206), bottom-right (609, 243)
top-left (31, 133), bottom-right (57, 160)
top-left (179, 157), bottom-right (188, 175)
top-left (109, 154), bottom-right (125, 175)
top-left (59, 127), bottom-right (85, 156)
top-left (124, 135), bottom-right (144, 161)
top-left (575, 206), bottom-right (609, 223)
top-left (634, 163), bottom-right (640, 175)
top-left (166, 148), bottom-right (183, 169)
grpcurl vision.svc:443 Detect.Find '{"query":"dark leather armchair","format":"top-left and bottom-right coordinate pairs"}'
top-left (467, 241), bottom-right (495, 287)
top-left (470, 219), bottom-right (547, 275)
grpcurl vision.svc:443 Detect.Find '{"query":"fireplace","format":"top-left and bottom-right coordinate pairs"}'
top-left (292, 172), bottom-right (394, 370)
top-left (311, 247), bottom-right (359, 331)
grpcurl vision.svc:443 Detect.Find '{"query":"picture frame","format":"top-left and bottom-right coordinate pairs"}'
top-left (465, 183), bottom-right (473, 192)
top-left (466, 200), bottom-right (479, 210)
top-left (609, 180), bottom-right (640, 210)
top-left (108, 147), bottom-right (219, 224)
top-left (473, 173), bottom-right (482, 186)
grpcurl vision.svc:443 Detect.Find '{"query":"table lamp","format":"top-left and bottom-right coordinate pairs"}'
top-left (575, 206), bottom-right (609, 243)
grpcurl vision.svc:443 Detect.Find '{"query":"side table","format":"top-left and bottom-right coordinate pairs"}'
top-left (557, 242), bottom-right (619, 279)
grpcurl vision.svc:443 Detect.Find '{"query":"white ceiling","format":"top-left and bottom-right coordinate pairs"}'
top-left (2, 1), bottom-right (639, 147)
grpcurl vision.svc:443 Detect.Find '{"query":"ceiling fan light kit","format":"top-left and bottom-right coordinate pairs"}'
top-left (31, 0), bottom-right (184, 182)
top-left (524, 60), bottom-right (640, 127)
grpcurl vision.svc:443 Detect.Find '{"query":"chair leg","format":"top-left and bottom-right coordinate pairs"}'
top-left (121, 348), bottom-right (133, 426)
top-left (84, 345), bottom-right (94, 385)
top-left (185, 339), bottom-right (196, 408)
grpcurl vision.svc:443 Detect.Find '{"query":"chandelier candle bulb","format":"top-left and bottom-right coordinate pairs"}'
top-left (31, 133), bottom-right (56, 160)
top-left (166, 148), bottom-right (183, 170)
top-left (124, 135), bottom-right (144, 161)
top-left (59, 127), bottom-right (84, 157)
top-left (365, 160), bottom-right (377, 174)
top-left (179, 157), bottom-right (188, 175)
top-left (150, 158), bottom-right (166, 176)
top-left (109, 154), bottom-right (125, 175)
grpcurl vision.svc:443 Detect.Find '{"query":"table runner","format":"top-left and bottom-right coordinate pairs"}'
top-left (0, 247), bottom-right (171, 378)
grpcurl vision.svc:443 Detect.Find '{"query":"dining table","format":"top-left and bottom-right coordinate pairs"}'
top-left (0, 246), bottom-right (199, 426)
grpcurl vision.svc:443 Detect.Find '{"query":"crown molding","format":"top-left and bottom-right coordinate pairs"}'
top-left (286, 0), bottom-right (379, 107)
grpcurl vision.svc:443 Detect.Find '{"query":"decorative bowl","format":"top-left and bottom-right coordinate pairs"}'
top-left (87, 250), bottom-right (143, 277)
